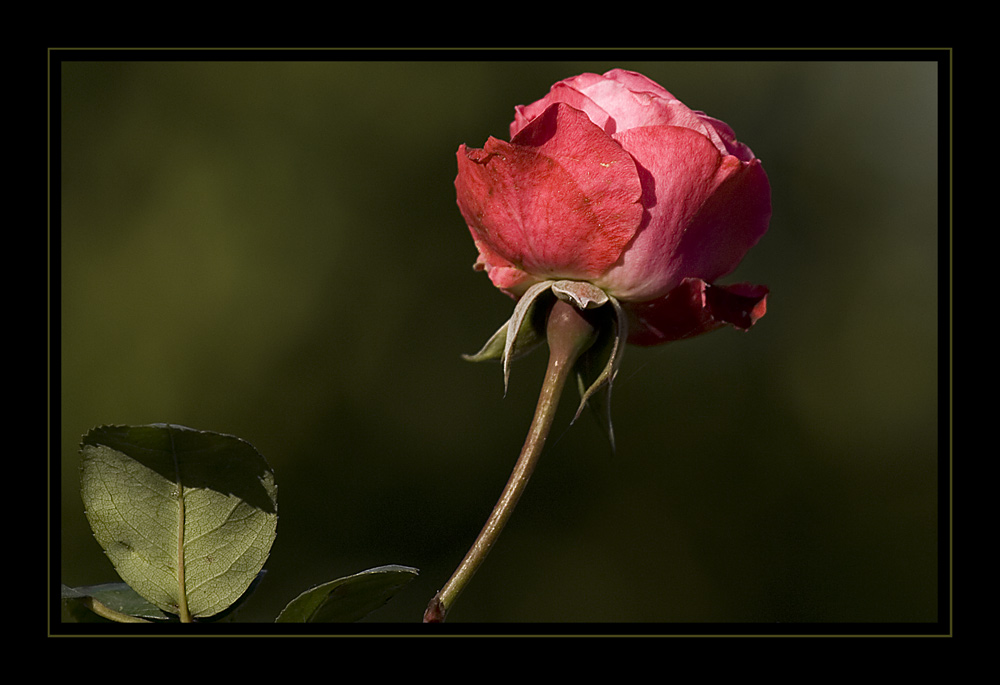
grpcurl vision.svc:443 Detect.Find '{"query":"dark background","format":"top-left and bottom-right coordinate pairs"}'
top-left (56, 52), bottom-right (944, 627)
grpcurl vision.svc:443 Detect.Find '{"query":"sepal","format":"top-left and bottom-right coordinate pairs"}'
top-left (551, 280), bottom-right (609, 310)
top-left (463, 282), bottom-right (554, 394)
top-left (466, 279), bottom-right (628, 448)
top-left (462, 314), bottom-right (546, 364)
top-left (570, 295), bottom-right (628, 451)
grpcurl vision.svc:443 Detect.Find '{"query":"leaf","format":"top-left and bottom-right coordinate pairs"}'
top-left (61, 582), bottom-right (172, 622)
top-left (80, 424), bottom-right (278, 620)
top-left (275, 565), bottom-right (418, 623)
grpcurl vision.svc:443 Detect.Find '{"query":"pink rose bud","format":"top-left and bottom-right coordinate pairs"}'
top-left (456, 69), bottom-right (771, 347)
top-left (434, 73), bottom-right (773, 617)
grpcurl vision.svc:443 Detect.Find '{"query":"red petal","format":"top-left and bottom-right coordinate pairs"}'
top-left (624, 278), bottom-right (768, 346)
top-left (456, 103), bottom-right (643, 285)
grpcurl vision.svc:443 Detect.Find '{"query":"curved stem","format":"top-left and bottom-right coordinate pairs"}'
top-left (424, 300), bottom-right (597, 623)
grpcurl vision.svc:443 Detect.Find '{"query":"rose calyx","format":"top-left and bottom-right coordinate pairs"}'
top-left (464, 279), bottom-right (628, 448)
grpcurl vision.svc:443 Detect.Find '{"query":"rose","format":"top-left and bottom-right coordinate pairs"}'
top-left (455, 69), bottom-right (771, 346)
top-left (435, 73), bottom-right (772, 620)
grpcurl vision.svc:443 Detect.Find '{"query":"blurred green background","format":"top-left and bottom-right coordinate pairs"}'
top-left (57, 55), bottom-right (942, 626)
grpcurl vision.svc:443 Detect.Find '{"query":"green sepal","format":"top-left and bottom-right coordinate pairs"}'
top-left (463, 282), bottom-right (556, 395)
top-left (462, 293), bottom-right (550, 364)
top-left (571, 295), bottom-right (628, 452)
top-left (501, 281), bottom-right (558, 392)
top-left (464, 280), bottom-right (628, 448)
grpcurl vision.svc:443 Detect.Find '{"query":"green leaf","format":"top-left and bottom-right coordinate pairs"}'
top-left (80, 424), bottom-right (278, 620)
top-left (275, 565), bottom-right (418, 623)
top-left (61, 582), bottom-right (171, 622)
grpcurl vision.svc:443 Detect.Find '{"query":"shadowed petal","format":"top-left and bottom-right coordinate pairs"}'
top-left (597, 125), bottom-right (771, 301)
top-left (624, 278), bottom-right (768, 346)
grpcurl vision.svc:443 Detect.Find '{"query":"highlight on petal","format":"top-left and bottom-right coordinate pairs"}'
top-left (456, 103), bottom-right (643, 289)
top-left (624, 278), bottom-right (768, 347)
top-left (513, 69), bottom-right (694, 139)
top-left (511, 75), bottom-right (614, 137)
top-left (592, 124), bottom-right (771, 303)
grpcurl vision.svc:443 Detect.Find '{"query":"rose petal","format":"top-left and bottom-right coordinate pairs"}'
top-left (456, 103), bottom-right (643, 294)
top-left (511, 75), bottom-right (614, 137)
top-left (470, 240), bottom-right (541, 297)
top-left (600, 69), bottom-right (673, 97)
top-left (587, 126), bottom-right (721, 300)
top-left (512, 70), bottom-right (711, 141)
top-left (696, 113), bottom-right (757, 162)
top-left (624, 278), bottom-right (768, 346)
top-left (671, 156), bottom-right (771, 285)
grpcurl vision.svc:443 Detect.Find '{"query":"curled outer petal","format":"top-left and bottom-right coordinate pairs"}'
top-left (624, 278), bottom-right (768, 347)
top-left (456, 103), bottom-right (644, 299)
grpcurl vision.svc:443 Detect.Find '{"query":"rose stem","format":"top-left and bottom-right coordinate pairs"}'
top-left (423, 299), bottom-right (598, 623)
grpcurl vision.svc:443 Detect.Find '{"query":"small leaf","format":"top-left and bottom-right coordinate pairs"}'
top-left (275, 565), bottom-right (419, 623)
top-left (61, 582), bottom-right (172, 622)
top-left (80, 424), bottom-right (278, 620)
